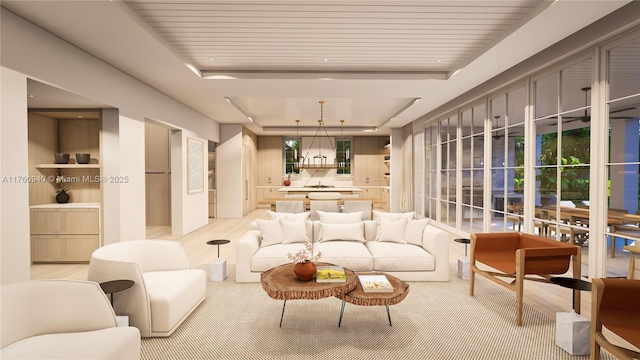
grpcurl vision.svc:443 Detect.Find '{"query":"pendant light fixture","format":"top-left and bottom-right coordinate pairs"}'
top-left (299, 101), bottom-right (339, 169)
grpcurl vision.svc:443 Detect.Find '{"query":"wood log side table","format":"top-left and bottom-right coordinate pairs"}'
top-left (335, 272), bottom-right (409, 327)
top-left (260, 262), bottom-right (357, 327)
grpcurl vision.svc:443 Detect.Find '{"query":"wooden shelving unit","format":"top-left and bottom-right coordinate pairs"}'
top-left (36, 164), bottom-right (100, 169)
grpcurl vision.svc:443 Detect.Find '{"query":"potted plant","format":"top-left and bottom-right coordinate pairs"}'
top-left (54, 173), bottom-right (69, 203)
top-left (56, 188), bottom-right (70, 204)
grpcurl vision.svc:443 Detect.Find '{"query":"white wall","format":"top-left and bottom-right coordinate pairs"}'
top-left (0, 9), bottom-right (219, 282)
top-left (169, 131), bottom-right (209, 235)
top-left (0, 68), bottom-right (31, 283)
top-left (216, 125), bottom-right (243, 218)
top-left (116, 114), bottom-right (146, 241)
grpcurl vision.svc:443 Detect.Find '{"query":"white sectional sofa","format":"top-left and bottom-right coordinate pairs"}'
top-left (236, 211), bottom-right (450, 282)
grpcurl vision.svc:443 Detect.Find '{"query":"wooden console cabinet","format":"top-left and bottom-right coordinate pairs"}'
top-left (30, 204), bottom-right (100, 263)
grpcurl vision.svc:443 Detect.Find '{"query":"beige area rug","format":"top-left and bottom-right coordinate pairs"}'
top-left (142, 264), bottom-right (613, 360)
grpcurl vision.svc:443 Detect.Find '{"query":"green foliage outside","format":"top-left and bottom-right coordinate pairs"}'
top-left (533, 128), bottom-right (591, 200)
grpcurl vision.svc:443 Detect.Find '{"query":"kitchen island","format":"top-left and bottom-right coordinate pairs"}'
top-left (278, 186), bottom-right (362, 197)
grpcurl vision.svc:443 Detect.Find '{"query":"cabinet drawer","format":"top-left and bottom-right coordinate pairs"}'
top-left (31, 235), bottom-right (99, 262)
top-left (30, 208), bottom-right (99, 234)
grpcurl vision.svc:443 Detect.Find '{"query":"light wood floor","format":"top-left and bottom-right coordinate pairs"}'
top-left (30, 208), bottom-right (612, 321)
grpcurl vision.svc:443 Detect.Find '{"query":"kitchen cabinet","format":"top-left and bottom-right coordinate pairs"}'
top-left (242, 127), bottom-right (257, 215)
top-left (353, 136), bottom-right (388, 186)
top-left (256, 186), bottom-right (284, 208)
top-left (257, 136), bottom-right (283, 186)
top-left (30, 204), bottom-right (100, 263)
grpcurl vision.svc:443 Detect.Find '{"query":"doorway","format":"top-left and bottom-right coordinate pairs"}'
top-left (145, 121), bottom-right (171, 226)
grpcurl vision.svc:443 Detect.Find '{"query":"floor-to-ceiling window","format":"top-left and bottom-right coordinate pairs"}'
top-left (489, 85), bottom-right (526, 233)
top-left (532, 57), bottom-right (593, 274)
top-left (460, 103), bottom-right (485, 234)
top-left (424, 123), bottom-right (438, 221)
top-left (439, 114), bottom-right (457, 228)
top-left (604, 34), bottom-right (640, 276)
top-left (412, 26), bottom-right (640, 279)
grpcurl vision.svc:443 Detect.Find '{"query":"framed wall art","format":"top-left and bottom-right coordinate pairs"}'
top-left (187, 137), bottom-right (204, 193)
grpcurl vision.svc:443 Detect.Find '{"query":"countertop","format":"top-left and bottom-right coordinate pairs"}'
top-left (278, 187), bottom-right (362, 193)
top-left (30, 202), bottom-right (101, 209)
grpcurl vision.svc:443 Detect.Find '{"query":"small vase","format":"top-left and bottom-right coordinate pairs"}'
top-left (293, 261), bottom-right (316, 281)
top-left (56, 192), bottom-right (69, 204)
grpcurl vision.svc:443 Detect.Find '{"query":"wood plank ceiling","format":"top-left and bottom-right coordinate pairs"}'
top-left (124, 1), bottom-right (543, 74)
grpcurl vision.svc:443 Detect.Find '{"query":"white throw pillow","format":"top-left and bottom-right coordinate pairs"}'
top-left (280, 218), bottom-right (309, 244)
top-left (318, 222), bottom-right (364, 242)
top-left (256, 219), bottom-right (284, 247)
top-left (317, 210), bottom-right (363, 224)
top-left (267, 210), bottom-right (311, 221)
top-left (375, 218), bottom-right (408, 243)
top-left (372, 210), bottom-right (415, 224)
top-left (404, 219), bottom-right (429, 246)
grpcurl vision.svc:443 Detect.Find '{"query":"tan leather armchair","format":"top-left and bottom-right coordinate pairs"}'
top-left (590, 278), bottom-right (640, 360)
top-left (470, 232), bottom-right (581, 326)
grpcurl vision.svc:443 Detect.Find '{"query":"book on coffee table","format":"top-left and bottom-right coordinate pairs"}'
top-left (358, 275), bottom-right (394, 292)
top-left (316, 266), bottom-right (347, 283)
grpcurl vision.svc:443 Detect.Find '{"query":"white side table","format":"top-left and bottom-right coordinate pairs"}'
top-left (207, 239), bottom-right (230, 281)
top-left (556, 311), bottom-right (590, 355)
top-left (454, 238), bottom-right (471, 280)
top-left (116, 315), bottom-right (130, 327)
top-left (550, 277), bottom-right (592, 355)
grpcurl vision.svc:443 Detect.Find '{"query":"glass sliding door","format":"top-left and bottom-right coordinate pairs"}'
top-left (605, 35), bottom-right (640, 277)
top-left (489, 85), bottom-right (526, 232)
top-left (439, 115), bottom-right (458, 228)
top-left (533, 57), bottom-right (593, 275)
top-left (425, 124), bottom-right (438, 221)
top-left (460, 103), bottom-right (485, 234)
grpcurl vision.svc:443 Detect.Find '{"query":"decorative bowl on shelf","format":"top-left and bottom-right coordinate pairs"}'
top-left (54, 153), bottom-right (70, 164)
top-left (75, 153), bottom-right (91, 164)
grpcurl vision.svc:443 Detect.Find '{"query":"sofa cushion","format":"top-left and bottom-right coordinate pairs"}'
top-left (280, 218), bottom-right (309, 244)
top-left (366, 242), bottom-right (436, 271)
top-left (267, 211), bottom-right (310, 221)
top-left (372, 211), bottom-right (415, 224)
top-left (404, 219), bottom-right (429, 246)
top-left (0, 327), bottom-right (141, 360)
top-left (250, 243), bottom-right (308, 272)
top-left (375, 218), bottom-right (407, 243)
top-left (317, 210), bottom-right (363, 224)
top-left (318, 222), bottom-right (365, 242)
top-left (256, 219), bottom-right (284, 247)
top-left (143, 270), bottom-right (206, 333)
top-left (314, 241), bottom-right (373, 271)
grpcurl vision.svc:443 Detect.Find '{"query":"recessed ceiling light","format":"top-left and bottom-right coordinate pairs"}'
top-left (208, 56), bottom-right (215, 61)
top-left (323, 57), bottom-right (329, 62)
top-left (77, 115), bottom-right (83, 118)
top-left (436, 58), bottom-right (443, 63)
top-left (27, 94), bottom-right (34, 98)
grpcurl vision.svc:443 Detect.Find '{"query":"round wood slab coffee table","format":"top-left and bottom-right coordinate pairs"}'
top-left (335, 272), bottom-right (409, 327)
top-left (261, 262), bottom-right (357, 327)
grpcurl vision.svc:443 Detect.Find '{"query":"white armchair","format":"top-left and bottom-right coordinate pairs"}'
top-left (88, 240), bottom-right (206, 337)
top-left (1, 279), bottom-right (141, 359)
